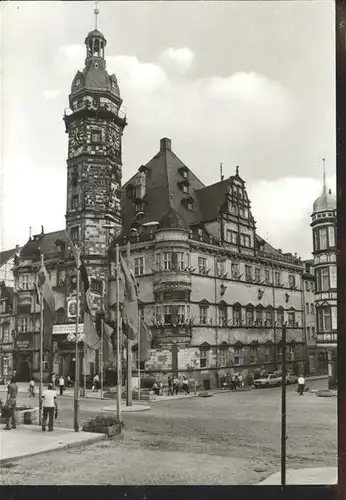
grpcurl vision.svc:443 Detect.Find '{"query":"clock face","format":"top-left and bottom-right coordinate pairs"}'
top-left (70, 126), bottom-right (83, 148)
top-left (68, 301), bottom-right (77, 316)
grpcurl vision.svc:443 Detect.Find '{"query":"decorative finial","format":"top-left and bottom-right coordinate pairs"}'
top-left (236, 165), bottom-right (239, 175)
top-left (29, 227), bottom-right (32, 240)
top-left (322, 157), bottom-right (326, 193)
top-left (94, 0), bottom-right (99, 30)
top-left (220, 162), bottom-right (224, 181)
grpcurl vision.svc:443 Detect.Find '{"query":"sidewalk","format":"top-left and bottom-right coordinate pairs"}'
top-left (259, 467), bottom-right (337, 485)
top-left (0, 425), bottom-right (107, 465)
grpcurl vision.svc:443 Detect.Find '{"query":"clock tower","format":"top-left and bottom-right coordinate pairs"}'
top-left (63, 24), bottom-right (126, 311)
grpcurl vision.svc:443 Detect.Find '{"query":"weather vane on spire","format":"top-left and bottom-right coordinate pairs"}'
top-left (94, 0), bottom-right (100, 30)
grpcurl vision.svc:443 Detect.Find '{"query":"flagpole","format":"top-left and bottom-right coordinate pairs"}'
top-left (74, 247), bottom-right (80, 432)
top-left (126, 241), bottom-right (132, 407)
top-left (116, 244), bottom-right (121, 420)
top-left (101, 318), bottom-right (104, 399)
top-left (39, 254), bottom-right (44, 426)
top-left (138, 314), bottom-right (141, 401)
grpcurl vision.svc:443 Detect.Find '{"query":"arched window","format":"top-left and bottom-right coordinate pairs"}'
top-left (200, 343), bottom-right (210, 368)
top-left (232, 303), bottom-right (242, 326)
top-left (245, 304), bottom-right (254, 326)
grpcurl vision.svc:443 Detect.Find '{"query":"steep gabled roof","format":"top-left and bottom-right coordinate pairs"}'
top-left (0, 248), bottom-right (18, 266)
top-left (195, 178), bottom-right (233, 223)
top-left (20, 230), bottom-right (66, 261)
top-left (121, 138), bottom-right (205, 236)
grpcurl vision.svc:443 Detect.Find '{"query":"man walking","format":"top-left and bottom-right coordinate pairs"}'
top-left (182, 375), bottom-right (189, 394)
top-left (231, 374), bottom-right (237, 392)
top-left (42, 383), bottom-right (58, 431)
top-left (29, 378), bottom-right (35, 397)
top-left (167, 376), bottom-right (173, 396)
top-left (298, 374), bottom-right (305, 395)
top-left (4, 377), bottom-right (18, 430)
top-left (59, 375), bottom-right (65, 396)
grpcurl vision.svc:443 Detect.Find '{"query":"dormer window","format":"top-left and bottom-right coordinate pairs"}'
top-left (71, 195), bottom-right (79, 210)
top-left (182, 184), bottom-right (189, 194)
top-left (75, 79), bottom-right (81, 86)
top-left (187, 201), bottom-right (193, 210)
top-left (135, 202), bottom-right (144, 213)
top-left (178, 166), bottom-right (189, 179)
top-left (93, 98), bottom-right (100, 108)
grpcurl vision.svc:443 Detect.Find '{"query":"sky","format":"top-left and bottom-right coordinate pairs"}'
top-left (1, 1), bottom-right (336, 259)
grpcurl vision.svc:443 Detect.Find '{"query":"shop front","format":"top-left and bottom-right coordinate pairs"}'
top-left (14, 335), bottom-right (34, 382)
top-left (52, 324), bottom-right (92, 381)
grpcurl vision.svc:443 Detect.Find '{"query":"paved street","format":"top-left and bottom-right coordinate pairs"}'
top-left (0, 379), bottom-right (336, 485)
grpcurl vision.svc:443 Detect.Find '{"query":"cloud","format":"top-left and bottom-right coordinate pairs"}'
top-left (43, 89), bottom-right (61, 100)
top-left (160, 47), bottom-right (195, 73)
top-left (248, 175), bottom-right (336, 259)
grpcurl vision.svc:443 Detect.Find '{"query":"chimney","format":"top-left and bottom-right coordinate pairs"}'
top-left (160, 138), bottom-right (171, 152)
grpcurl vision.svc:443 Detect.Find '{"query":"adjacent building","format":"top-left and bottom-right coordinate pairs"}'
top-left (310, 169), bottom-right (337, 388)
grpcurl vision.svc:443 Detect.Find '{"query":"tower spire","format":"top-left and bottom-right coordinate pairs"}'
top-left (94, 1), bottom-right (99, 30)
top-left (322, 157), bottom-right (326, 193)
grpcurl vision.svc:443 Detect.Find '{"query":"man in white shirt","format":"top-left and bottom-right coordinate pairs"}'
top-left (42, 383), bottom-right (58, 431)
top-left (298, 375), bottom-right (305, 395)
top-left (59, 376), bottom-right (65, 396)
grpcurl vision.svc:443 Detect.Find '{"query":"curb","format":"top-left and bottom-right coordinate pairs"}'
top-left (0, 430), bottom-right (107, 466)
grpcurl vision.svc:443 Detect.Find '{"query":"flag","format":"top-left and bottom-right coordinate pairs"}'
top-left (120, 252), bottom-right (138, 340)
top-left (37, 262), bottom-right (55, 348)
top-left (132, 318), bottom-right (152, 362)
top-left (102, 320), bottom-right (114, 362)
top-left (64, 230), bottom-right (92, 313)
top-left (83, 311), bottom-right (100, 351)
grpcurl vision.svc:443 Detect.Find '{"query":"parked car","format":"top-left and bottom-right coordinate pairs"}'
top-left (254, 373), bottom-right (282, 388)
top-left (273, 371), bottom-right (298, 385)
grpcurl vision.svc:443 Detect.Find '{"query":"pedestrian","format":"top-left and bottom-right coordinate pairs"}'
top-left (238, 373), bottom-right (243, 388)
top-left (167, 376), bottom-right (173, 396)
top-left (51, 373), bottom-right (55, 387)
top-left (55, 374), bottom-right (59, 387)
top-left (298, 374), bottom-right (305, 395)
top-left (59, 375), bottom-right (65, 396)
top-left (42, 383), bottom-right (58, 432)
top-left (4, 377), bottom-right (18, 430)
top-left (231, 374), bottom-right (237, 391)
top-left (66, 375), bottom-right (72, 388)
top-left (152, 381), bottom-right (160, 396)
top-left (29, 378), bottom-right (35, 397)
top-left (173, 376), bottom-right (179, 395)
top-left (182, 375), bottom-right (189, 394)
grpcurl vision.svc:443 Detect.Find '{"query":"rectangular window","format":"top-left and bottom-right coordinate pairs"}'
top-left (274, 271), bottom-right (281, 286)
top-left (134, 257), bottom-right (144, 276)
top-left (228, 201), bottom-right (237, 214)
top-left (250, 348), bottom-right (256, 364)
top-left (164, 306), bottom-right (172, 324)
top-left (93, 97), bottom-right (100, 108)
top-left (200, 348), bottom-right (208, 368)
top-left (20, 275), bottom-right (30, 290)
top-left (219, 348), bottom-right (227, 368)
top-left (187, 201), bottom-right (193, 210)
top-left (155, 253), bottom-right (161, 270)
top-left (2, 324), bottom-right (10, 343)
top-left (328, 226), bottom-right (335, 247)
top-left (289, 347), bottom-right (295, 361)
top-left (277, 309), bottom-right (284, 327)
top-left (319, 227), bottom-right (328, 250)
top-left (234, 349), bottom-right (241, 366)
top-left (233, 307), bottom-right (241, 325)
top-left (177, 252), bottom-right (185, 271)
top-left (217, 260), bottom-right (226, 276)
top-left (198, 257), bottom-right (207, 274)
top-left (288, 311), bottom-right (295, 327)
top-left (306, 302), bottom-right (309, 314)
top-left (310, 303), bottom-right (314, 315)
top-left (312, 326), bottom-right (315, 336)
top-left (246, 308), bottom-right (254, 326)
top-left (231, 263), bottom-right (239, 279)
top-left (182, 184), bottom-right (189, 194)
top-left (255, 268), bottom-right (261, 281)
top-left (70, 226), bottom-right (79, 243)
top-left (245, 265), bottom-right (252, 281)
top-left (219, 307), bottom-right (227, 326)
top-left (288, 274), bottom-right (296, 288)
top-left (240, 234), bottom-right (251, 247)
top-left (305, 281), bottom-right (310, 292)
top-left (176, 305), bottom-right (185, 324)
top-left (307, 326), bottom-right (310, 339)
top-left (265, 309), bottom-right (273, 326)
top-left (321, 268), bottom-right (329, 291)
top-left (90, 279), bottom-right (102, 295)
top-left (265, 269), bottom-right (271, 282)
top-left (226, 230), bottom-right (237, 244)
top-left (163, 252), bottom-right (172, 271)
top-left (255, 308), bottom-right (263, 326)
top-left (91, 131), bottom-right (102, 143)
top-left (199, 306), bottom-right (208, 325)
top-left (71, 195), bottom-right (79, 210)
top-left (19, 317), bottom-right (29, 333)
top-left (318, 307), bottom-right (331, 332)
